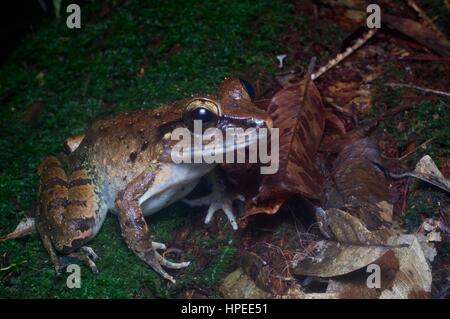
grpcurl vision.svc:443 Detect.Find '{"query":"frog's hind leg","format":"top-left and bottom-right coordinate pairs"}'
top-left (37, 156), bottom-right (105, 274)
top-left (38, 222), bottom-right (64, 274)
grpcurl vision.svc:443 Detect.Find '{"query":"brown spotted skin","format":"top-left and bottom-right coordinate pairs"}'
top-left (37, 156), bottom-right (103, 254)
top-left (35, 78), bottom-right (271, 280)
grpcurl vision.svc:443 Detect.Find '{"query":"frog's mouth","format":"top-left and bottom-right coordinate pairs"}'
top-left (169, 125), bottom-right (269, 165)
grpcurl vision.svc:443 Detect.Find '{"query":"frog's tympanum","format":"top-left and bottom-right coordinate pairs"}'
top-left (32, 79), bottom-right (271, 282)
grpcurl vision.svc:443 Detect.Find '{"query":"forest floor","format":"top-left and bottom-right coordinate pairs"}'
top-left (0, 0), bottom-right (449, 298)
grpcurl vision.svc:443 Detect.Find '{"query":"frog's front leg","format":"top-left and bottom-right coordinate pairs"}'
top-left (115, 170), bottom-right (190, 283)
top-left (183, 169), bottom-right (244, 230)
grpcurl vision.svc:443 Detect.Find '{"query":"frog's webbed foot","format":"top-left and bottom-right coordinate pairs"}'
top-left (137, 242), bottom-right (190, 283)
top-left (60, 246), bottom-right (100, 274)
top-left (183, 168), bottom-right (244, 230)
top-left (184, 190), bottom-right (244, 231)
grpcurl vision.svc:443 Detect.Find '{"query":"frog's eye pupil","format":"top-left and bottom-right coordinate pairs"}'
top-left (183, 106), bottom-right (218, 131)
top-left (191, 107), bottom-right (214, 122)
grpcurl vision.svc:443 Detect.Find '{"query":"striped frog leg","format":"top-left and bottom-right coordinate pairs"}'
top-left (115, 168), bottom-right (190, 283)
top-left (37, 156), bottom-right (105, 273)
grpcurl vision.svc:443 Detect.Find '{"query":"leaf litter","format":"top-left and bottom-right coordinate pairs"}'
top-left (209, 0), bottom-right (450, 299)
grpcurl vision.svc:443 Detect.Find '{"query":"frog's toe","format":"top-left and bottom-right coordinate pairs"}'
top-left (152, 242), bottom-right (190, 270)
top-left (141, 249), bottom-right (190, 284)
top-left (80, 246), bottom-right (99, 261)
top-left (206, 194), bottom-right (244, 231)
top-left (65, 246), bottom-right (100, 274)
top-left (152, 241), bottom-right (167, 250)
top-left (156, 251), bottom-right (190, 269)
top-left (205, 202), bottom-right (239, 230)
top-left (184, 193), bottom-right (244, 231)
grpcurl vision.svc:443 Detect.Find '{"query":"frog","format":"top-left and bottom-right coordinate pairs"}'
top-left (21, 78), bottom-right (271, 283)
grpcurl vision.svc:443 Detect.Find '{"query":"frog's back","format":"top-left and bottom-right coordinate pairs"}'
top-left (67, 108), bottom-right (169, 208)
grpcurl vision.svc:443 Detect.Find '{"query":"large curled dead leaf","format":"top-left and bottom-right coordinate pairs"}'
top-left (239, 79), bottom-right (325, 221)
top-left (316, 208), bottom-right (398, 245)
top-left (292, 194), bottom-right (433, 299)
top-left (323, 137), bottom-right (394, 230)
top-left (293, 208), bottom-right (432, 299)
top-left (319, 236), bottom-right (432, 299)
top-left (222, 236), bottom-right (432, 299)
top-left (258, 79), bottom-right (325, 201)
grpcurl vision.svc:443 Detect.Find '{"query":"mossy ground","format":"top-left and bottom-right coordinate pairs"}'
top-left (372, 60), bottom-right (450, 232)
top-left (0, 0), bottom-right (291, 298)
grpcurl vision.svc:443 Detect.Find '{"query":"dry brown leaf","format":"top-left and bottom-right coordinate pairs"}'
top-left (323, 138), bottom-right (393, 229)
top-left (293, 240), bottom-right (389, 278)
top-left (316, 208), bottom-right (398, 245)
top-left (325, 81), bottom-right (374, 114)
top-left (258, 80), bottom-right (325, 200)
top-left (438, 155), bottom-right (450, 179)
top-left (239, 79), bottom-right (325, 220)
top-left (324, 110), bottom-right (346, 136)
top-left (293, 233), bottom-right (432, 298)
top-left (379, 235), bottom-right (432, 299)
top-left (220, 268), bottom-right (272, 299)
top-left (382, 14), bottom-right (450, 57)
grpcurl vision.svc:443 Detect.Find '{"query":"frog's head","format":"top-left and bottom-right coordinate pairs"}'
top-left (182, 78), bottom-right (271, 131)
top-left (160, 78), bottom-right (272, 164)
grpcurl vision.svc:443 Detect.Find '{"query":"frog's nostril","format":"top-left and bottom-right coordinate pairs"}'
top-left (253, 118), bottom-right (272, 130)
top-left (249, 119), bottom-right (266, 128)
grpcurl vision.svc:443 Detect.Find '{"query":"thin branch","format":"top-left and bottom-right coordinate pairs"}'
top-left (381, 138), bottom-right (435, 162)
top-left (385, 82), bottom-right (450, 97)
top-left (312, 29), bottom-right (378, 80)
top-left (405, 0), bottom-right (446, 39)
top-left (0, 260), bottom-right (27, 272)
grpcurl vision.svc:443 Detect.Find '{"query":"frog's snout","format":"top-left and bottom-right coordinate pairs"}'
top-left (252, 116), bottom-right (273, 132)
top-left (263, 116), bottom-right (273, 130)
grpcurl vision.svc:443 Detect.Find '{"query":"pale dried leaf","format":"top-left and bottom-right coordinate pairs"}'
top-left (220, 268), bottom-right (272, 299)
top-left (293, 239), bottom-right (389, 277)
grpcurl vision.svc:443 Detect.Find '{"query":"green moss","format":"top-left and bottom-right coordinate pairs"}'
top-left (372, 61), bottom-right (450, 234)
top-left (378, 96), bottom-right (450, 157)
top-left (0, 0), bottom-right (293, 298)
top-left (403, 198), bottom-right (434, 232)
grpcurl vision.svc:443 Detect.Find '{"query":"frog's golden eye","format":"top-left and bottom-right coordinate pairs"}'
top-left (183, 99), bottom-right (220, 131)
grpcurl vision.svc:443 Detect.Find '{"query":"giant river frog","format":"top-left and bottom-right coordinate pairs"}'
top-left (34, 78), bottom-right (271, 282)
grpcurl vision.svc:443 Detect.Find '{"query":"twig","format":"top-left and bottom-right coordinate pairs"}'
top-left (385, 82), bottom-right (450, 97)
top-left (311, 29), bottom-right (378, 80)
top-left (0, 260), bottom-right (27, 271)
top-left (405, 0), bottom-right (446, 39)
top-left (400, 177), bottom-right (411, 216)
top-left (398, 138), bottom-right (435, 161)
top-left (324, 97), bottom-right (354, 118)
top-left (381, 138), bottom-right (435, 162)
